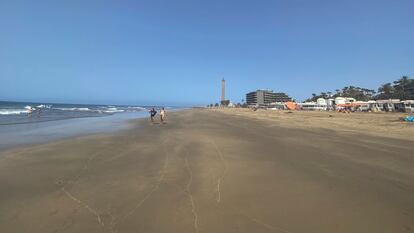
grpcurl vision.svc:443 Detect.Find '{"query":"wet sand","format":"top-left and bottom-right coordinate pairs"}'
top-left (0, 109), bottom-right (413, 233)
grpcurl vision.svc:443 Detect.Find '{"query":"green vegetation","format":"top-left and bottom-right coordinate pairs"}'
top-left (377, 76), bottom-right (414, 100)
top-left (306, 76), bottom-right (414, 102)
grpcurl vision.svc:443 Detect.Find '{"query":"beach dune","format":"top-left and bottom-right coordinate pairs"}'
top-left (0, 109), bottom-right (413, 233)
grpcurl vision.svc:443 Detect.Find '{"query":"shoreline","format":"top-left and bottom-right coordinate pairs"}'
top-left (1, 109), bottom-right (413, 233)
top-left (0, 111), bottom-right (150, 151)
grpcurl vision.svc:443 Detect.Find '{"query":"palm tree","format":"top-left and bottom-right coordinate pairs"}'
top-left (335, 89), bottom-right (341, 96)
top-left (378, 83), bottom-right (394, 99)
top-left (394, 76), bottom-right (412, 99)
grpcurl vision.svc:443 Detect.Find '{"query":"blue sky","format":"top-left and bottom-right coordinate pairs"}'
top-left (1, 0), bottom-right (413, 105)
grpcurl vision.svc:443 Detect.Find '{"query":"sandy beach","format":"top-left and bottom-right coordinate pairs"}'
top-left (0, 109), bottom-right (413, 233)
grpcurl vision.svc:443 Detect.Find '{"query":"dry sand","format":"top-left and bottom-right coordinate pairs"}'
top-left (0, 109), bottom-right (413, 233)
top-left (213, 108), bottom-right (414, 140)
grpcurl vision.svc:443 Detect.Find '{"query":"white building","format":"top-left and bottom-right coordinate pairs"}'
top-left (298, 101), bottom-right (327, 111)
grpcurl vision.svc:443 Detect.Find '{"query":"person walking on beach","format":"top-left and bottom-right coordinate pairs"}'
top-left (160, 107), bottom-right (166, 123)
top-left (149, 108), bottom-right (157, 123)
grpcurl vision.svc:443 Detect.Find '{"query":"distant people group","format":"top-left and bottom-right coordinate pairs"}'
top-left (149, 107), bottom-right (167, 124)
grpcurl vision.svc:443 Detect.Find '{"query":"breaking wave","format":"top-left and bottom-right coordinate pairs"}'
top-left (126, 106), bottom-right (147, 111)
top-left (55, 107), bottom-right (91, 111)
top-left (36, 104), bottom-right (52, 108)
top-left (101, 107), bottom-right (124, 113)
top-left (0, 109), bottom-right (29, 115)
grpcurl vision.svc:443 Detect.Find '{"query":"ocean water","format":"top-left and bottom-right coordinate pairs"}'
top-left (0, 101), bottom-right (148, 125)
top-left (0, 101), bottom-right (173, 149)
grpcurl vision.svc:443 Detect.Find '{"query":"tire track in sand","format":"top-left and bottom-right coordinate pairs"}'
top-left (208, 139), bottom-right (227, 203)
top-left (184, 154), bottom-right (199, 233)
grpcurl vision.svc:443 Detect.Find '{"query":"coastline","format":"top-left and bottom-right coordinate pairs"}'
top-left (0, 111), bottom-right (151, 151)
top-left (1, 109), bottom-right (413, 233)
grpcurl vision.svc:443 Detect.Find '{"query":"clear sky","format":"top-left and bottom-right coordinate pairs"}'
top-left (1, 0), bottom-right (413, 105)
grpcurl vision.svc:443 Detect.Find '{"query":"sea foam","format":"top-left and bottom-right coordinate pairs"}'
top-left (0, 109), bottom-right (29, 115)
top-left (55, 107), bottom-right (91, 111)
top-left (102, 107), bottom-right (124, 113)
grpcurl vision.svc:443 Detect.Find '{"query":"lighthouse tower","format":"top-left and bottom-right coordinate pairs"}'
top-left (220, 78), bottom-right (229, 106)
top-left (221, 78), bottom-right (225, 101)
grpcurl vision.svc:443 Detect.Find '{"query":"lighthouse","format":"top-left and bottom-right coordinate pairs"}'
top-left (220, 78), bottom-right (229, 106)
top-left (221, 78), bottom-right (225, 101)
